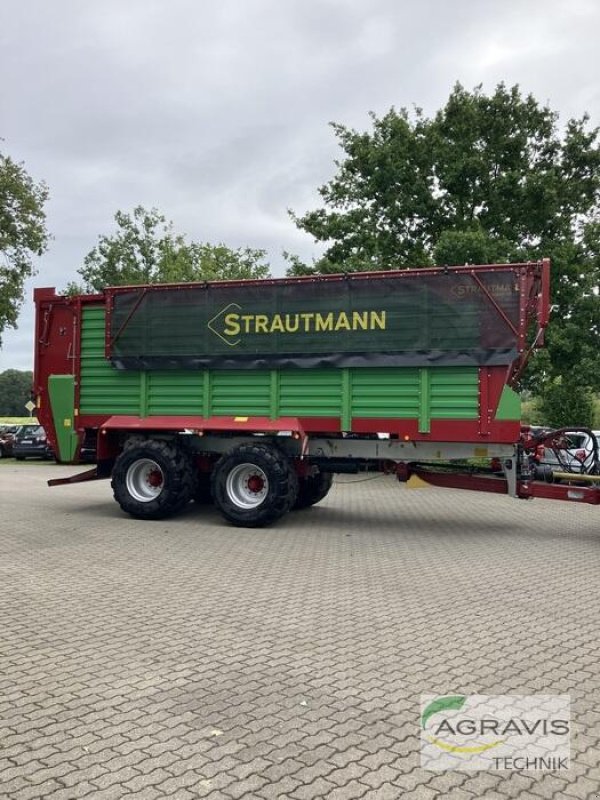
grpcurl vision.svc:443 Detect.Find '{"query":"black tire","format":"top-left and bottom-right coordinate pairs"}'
top-left (294, 472), bottom-right (334, 510)
top-left (193, 472), bottom-right (213, 505)
top-left (111, 439), bottom-right (194, 520)
top-left (15, 455), bottom-right (25, 461)
top-left (211, 443), bottom-right (298, 527)
top-left (123, 434), bottom-right (149, 450)
top-left (0, 445), bottom-right (4, 459)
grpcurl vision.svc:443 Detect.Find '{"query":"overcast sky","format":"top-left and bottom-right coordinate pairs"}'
top-left (1, 0), bottom-right (599, 373)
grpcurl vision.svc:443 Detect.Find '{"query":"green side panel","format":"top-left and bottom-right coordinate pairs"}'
top-left (351, 368), bottom-right (420, 418)
top-left (210, 370), bottom-right (271, 416)
top-left (429, 368), bottom-right (479, 419)
top-left (147, 371), bottom-right (204, 415)
top-left (79, 307), bottom-right (480, 423)
top-left (279, 369), bottom-right (343, 417)
top-left (494, 384), bottom-right (521, 420)
top-left (48, 375), bottom-right (79, 461)
top-left (80, 307), bottom-right (142, 415)
top-left (351, 367), bottom-right (478, 423)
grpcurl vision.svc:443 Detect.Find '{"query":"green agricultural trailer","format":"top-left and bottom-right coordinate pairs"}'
top-left (33, 259), bottom-right (600, 526)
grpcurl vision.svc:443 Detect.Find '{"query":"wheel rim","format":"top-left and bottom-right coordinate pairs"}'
top-left (126, 458), bottom-right (164, 502)
top-left (226, 463), bottom-right (269, 509)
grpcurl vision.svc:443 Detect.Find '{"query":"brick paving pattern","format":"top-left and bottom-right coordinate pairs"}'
top-left (1, 463), bottom-right (599, 799)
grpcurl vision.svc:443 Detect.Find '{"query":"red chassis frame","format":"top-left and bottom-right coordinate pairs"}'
top-left (396, 464), bottom-right (600, 506)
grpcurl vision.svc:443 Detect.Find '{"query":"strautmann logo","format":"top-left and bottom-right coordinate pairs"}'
top-left (207, 303), bottom-right (387, 346)
top-left (420, 694), bottom-right (570, 771)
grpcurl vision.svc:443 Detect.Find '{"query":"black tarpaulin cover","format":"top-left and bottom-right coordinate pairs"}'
top-left (106, 269), bottom-right (522, 370)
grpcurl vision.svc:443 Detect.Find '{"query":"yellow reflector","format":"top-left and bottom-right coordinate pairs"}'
top-left (406, 474), bottom-right (431, 489)
top-left (234, 416), bottom-right (249, 422)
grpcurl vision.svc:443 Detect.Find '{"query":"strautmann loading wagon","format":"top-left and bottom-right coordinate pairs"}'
top-left (33, 259), bottom-right (600, 526)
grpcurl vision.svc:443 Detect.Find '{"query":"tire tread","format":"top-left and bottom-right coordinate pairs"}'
top-left (212, 443), bottom-right (297, 527)
top-left (111, 439), bottom-right (194, 520)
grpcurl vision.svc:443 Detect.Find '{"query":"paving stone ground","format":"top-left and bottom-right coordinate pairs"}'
top-left (1, 462), bottom-right (599, 800)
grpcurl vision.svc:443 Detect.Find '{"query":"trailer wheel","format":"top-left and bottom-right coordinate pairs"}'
top-left (111, 440), bottom-right (194, 520)
top-left (294, 472), bottom-right (334, 510)
top-left (123, 434), bottom-right (148, 450)
top-left (212, 443), bottom-right (298, 527)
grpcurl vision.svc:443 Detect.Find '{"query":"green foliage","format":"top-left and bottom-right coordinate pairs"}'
top-left (282, 250), bottom-right (344, 276)
top-left (433, 226), bottom-right (511, 267)
top-left (538, 378), bottom-right (596, 429)
top-left (0, 369), bottom-right (33, 416)
top-left (0, 149), bottom-right (49, 346)
top-left (521, 392), bottom-right (600, 427)
top-left (290, 83), bottom-right (600, 390)
top-left (77, 206), bottom-right (270, 292)
top-left (290, 107), bottom-right (435, 272)
top-left (519, 397), bottom-right (540, 425)
top-left (63, 281), bottom-right (86, 297)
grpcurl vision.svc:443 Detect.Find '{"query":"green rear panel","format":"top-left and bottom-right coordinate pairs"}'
top-left (79, 306), bottom-right (486, 428)
top-left (495, 385), bottom-right (521, 420)
top-left (48, 375), bottom-right (79, 461)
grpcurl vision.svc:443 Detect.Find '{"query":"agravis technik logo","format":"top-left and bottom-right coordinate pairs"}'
top-left (420, 694), bottom-right (570, 771)
top-left (422, 695), bottom-right (504, 754)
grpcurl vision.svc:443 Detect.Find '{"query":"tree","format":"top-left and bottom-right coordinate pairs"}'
top-left (538, 378), bottom-right (595, 429)
top-left (290, 84), bottom-right (600, 389)
top-left (0, 369), bottom-right (33, 416)
top-left (0, 149), bottom-right (49, 346)
top-left (76, 206), bottom-right (270, 292)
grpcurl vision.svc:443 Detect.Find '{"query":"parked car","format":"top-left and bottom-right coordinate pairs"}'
top-left (530, 427), bottom-right (600, 474)
top-left (12, 424), bottom-right (54, 460)
top-left (0, 425), bottom-right (20, 458)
